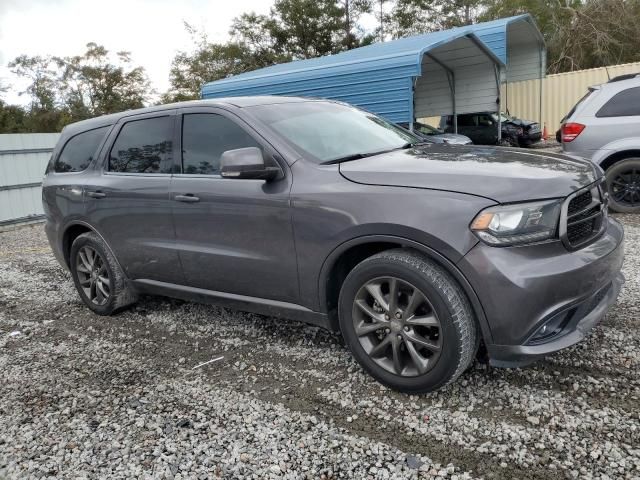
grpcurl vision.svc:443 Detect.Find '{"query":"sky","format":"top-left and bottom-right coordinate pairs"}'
top-left (0, 0), bottom-right (280, 105)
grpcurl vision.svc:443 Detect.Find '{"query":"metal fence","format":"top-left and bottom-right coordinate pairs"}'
top-left (0, 133), bottom-right (59, 227)
top-left (502, 61), bottom-right (640, 133)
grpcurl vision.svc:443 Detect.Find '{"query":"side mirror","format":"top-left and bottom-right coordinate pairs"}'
top-left (220, 147), bottom-right (281, 181)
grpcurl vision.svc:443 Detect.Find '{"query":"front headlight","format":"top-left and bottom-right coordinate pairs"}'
top-left (470, 199), bottom-right (562, 246)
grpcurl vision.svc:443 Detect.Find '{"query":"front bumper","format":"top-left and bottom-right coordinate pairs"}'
top-left (519, 131), bottom-right (542, 145)
top-left (458, 217), bottom-right (624, 367)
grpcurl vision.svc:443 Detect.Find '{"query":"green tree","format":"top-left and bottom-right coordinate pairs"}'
top-left (387, 0), bottom-right (485, 37)
top-left (251, 0), bottom-right (347, 58)
top-left (0, 100), bottom-right (28, 133)
top-left (482, 0), bottom-right (640, 73)
top-left (56, 42), bottom-right (150, 119)
top-left (6, 43), bottom-right (150, 132)
top-left (8, 55), bottom-right (58, 111)
top-left (341, 0), bottom-right (375, 49)
top-left (163, 22), bottom-right (287, 102)
top-left (164, 1), bottom-right (378, 102)
top-left (8, 55), bottom-right (67, 132)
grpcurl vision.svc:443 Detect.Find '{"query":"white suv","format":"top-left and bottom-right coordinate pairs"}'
top-left (561, 74), bottom-right (640, 213)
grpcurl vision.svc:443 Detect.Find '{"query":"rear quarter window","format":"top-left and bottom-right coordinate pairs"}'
top-left (596, 87), bottom-right (640, 117)
top-left (54, 126), bottom-right (110, 173)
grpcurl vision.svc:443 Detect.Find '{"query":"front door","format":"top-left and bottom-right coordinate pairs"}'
top-left (476, 113), bottom-right (499, 144)
top-left (84, 110), bottom-right (184, 284)
top-left (170, 108), bottom-right (299, 303)
top-left (455, 114), bottom-right (478, 141)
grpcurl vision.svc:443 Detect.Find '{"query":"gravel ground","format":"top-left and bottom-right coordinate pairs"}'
top-left (0, 216), bottom-right (638, 480)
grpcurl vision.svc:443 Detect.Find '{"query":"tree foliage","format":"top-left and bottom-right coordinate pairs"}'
top-left (387, 0), bottom-right (485, 37)
top-left (163, 0), bottom-right (376, 100)
top-left (392, 0), bottom-right (640, 73)
top-left (483, 0), bottom-right (640, 73)
top-left (163, 22), bottom-right (289, 103)
top-left (2, 43), bottom-right (150, 133)
top-left (55, 43), bottom-right (150, 120)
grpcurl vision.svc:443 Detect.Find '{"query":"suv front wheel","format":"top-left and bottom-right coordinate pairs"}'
top-left (338, 249), bottom-right (478, 393)
top-left (606, 157), bottom-right (640, 213)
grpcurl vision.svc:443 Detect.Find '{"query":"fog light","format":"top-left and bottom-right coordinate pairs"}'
top-left (528, 312), bottom-right (571, 344)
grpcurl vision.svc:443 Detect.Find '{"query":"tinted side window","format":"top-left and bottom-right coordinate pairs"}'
top-left (181, 113), bottom-right (261, 175)
top-left (477, 114), bottom-right (494, 126)
top-left (109, 116), bottom-right (173, 173)
top-left (55, 126), bottom-right (109, 173)
top-left (596, 87), bottom-right (640, 117)
top-left (457, 115), bottom-right (476, 127)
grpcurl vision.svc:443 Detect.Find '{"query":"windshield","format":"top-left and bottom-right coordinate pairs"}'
top-left (415, 122), bottom-right (443, 135)
top-left (490, 112), bottom-right (513, 123)
top-left (248, 101), bottom-right (419, 163)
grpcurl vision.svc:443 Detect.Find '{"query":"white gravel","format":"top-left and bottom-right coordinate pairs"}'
top-left (0, 216), bottom-right (638, 479)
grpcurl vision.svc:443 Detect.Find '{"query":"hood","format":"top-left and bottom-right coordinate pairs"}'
top-left (433, 133), bottom-right (473, 145)
top-left (506, 118), bottom-right (537, 127)
top-left (415, 132), bottom-right (472, 145)
top-left (339, 144), bottom-right (599, 203)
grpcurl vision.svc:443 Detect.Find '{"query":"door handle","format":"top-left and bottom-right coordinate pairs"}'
top-left (86, 190), bottom-right (106, 199)
top-left (174, 194), bottom-right (200, 203)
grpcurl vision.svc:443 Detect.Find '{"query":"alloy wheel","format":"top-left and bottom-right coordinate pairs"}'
top-left (610, 168), bottom-right (640, 207)
top-left (352, 276), bottom-right (442, 377)
top-left (76, 246), bottom-right (111, 306)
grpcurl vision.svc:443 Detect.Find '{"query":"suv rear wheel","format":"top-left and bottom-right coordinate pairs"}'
top-left (338, 249), bottom-right (478, 393)
top-left (606, 157), bottom-right (640, 213)
top-left (70, 232), bottom-right (137, 315)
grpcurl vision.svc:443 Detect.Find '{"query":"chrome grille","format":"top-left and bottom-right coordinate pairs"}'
top-left (561, 182), bottom-right (606, 250)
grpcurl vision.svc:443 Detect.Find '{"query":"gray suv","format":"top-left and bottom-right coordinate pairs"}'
top-left (43, 97), bottom-right (624, 393)
top-left (561, 74), bottom-right (640, 212)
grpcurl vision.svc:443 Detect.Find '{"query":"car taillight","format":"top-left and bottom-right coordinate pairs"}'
top-left (561, 123), bottom-right (585, 142)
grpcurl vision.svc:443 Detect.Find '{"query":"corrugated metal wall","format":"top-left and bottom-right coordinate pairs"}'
top-left (502, 61), bottom-right (640, 132)
top-left (0, 133), bottom-right (59, 226)
top-left (204, 62), bottom-right (417, 123)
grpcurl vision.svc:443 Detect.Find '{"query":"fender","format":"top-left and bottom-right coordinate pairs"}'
top-left (317, 234), bottom-right (492, 343)
top-left (592, 138), bottom-right (640, 166)
top-left (60, 219), bottom-right (128, 277)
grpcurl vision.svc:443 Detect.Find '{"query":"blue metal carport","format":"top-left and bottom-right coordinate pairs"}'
top-left (201, 15), bottom-right (545, 139)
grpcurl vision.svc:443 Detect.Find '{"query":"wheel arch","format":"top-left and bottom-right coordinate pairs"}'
top-left (599, 149), bottom-right (640, 171)
top-left (61, 221), bottom-right (125, 275)
top-left (318, 235), bottom-right (491, 343)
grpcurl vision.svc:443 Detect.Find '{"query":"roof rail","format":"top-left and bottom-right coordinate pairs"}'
top-left (607, 73), bottom-right (640, 83)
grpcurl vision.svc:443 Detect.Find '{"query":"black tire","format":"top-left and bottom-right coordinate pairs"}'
top-left (70, 232), bottom-right (137, 315)
top-left (499, 136), bottom-right (517, 147)
top-left (338, 249), bottom-right (478, 393)
top-left (606, 158), bottom-right (640, 213)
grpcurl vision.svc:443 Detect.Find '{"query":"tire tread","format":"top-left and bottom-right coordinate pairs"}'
top-left (71, 232), bottom-right (137, 314)
top-left (340, 248), bottom-right (478, 391)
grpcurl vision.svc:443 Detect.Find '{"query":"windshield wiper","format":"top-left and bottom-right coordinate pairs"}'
top-left (400, 141), bottom-right (430, 149)
top-left (322, 150), bottom-right (388, 165)
top-left (322, 142), bottom-right (430, 165)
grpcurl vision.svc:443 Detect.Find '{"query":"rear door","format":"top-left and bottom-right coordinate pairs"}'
top-left (43, 126), bottom-right (112, 236)
top-left (170, 107), bottom-right (299, 303)
top-left (82, 110), bottom-right (184, 284)
top-left (587, 86), bottom-right (640, 151)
